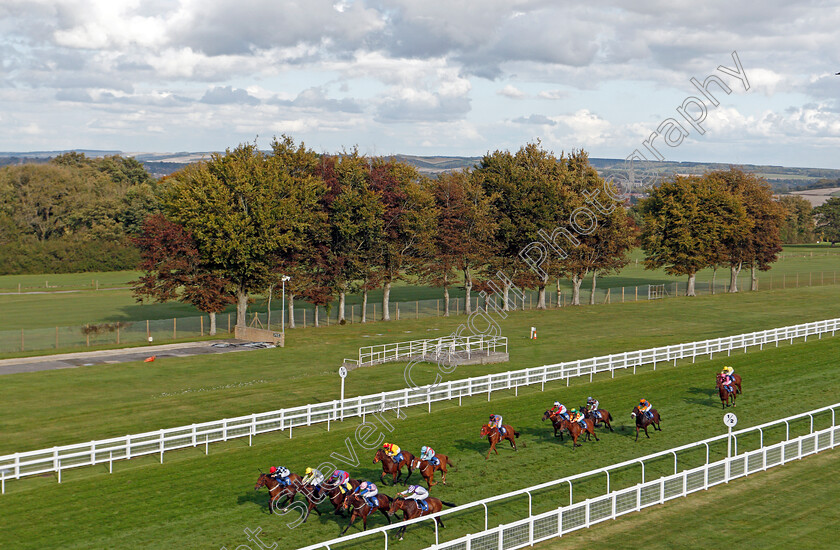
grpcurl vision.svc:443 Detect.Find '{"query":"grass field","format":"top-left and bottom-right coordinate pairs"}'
top-left (0, 245), bottom-right (838, 331)
top-left (2, 285), bottom-right (840, 454)
top-left (536, 446), bottom-right (840, 549)
top-left (0, 333), bottom-right (838, 549)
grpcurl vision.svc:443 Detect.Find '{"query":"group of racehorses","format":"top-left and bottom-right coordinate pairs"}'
top-left (255, 371), bottom-right (742, 537)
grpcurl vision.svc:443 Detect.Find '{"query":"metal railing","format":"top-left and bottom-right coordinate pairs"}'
top-left (294, 402), bottom-right (840, 550)
top-left (0, 317), bottom-right (837, 490)
top-left (344, 335), bottom-right (508, 367)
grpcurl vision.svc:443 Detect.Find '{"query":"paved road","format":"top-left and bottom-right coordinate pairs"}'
top-left (0, 340), bottom-right (271, 375)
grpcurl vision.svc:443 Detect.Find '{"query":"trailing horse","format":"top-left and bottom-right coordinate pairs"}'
top-left (254, 472), bottom-right (303, 513)
top-left (582, 405), bottom-right (614, 432)
top-left (373, 448), bottom-right (415, 485)
top-left (339, 491), bottom-right (393, 535)
top-left (480, 424), bottom-right (522, 459)
top-left (716, 374), bottom-right (737, 408)
top-left (409, 454), bottom-right (454, 487)
top-left (387, 497), bottom-right (456, 540)
top-left (630, 406), bottom-right (662, 441)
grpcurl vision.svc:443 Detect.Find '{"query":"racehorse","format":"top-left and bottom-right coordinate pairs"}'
top-left (480, 424), bottom-right (522, 459)
top-left (387, 497), bottom-right (457, 540)
top-left (558, 417), bottom-right (599, 449)
top-left (542, 410), bottom-right (569, 440)
top-left (716, 374), bottom-right (737, 408)
top-left (581, 405), bottom-right (614, 432)
top-left (732, 374), bottom-right (743, 394)
top-left (339, 490), bottom-right (393, 535)
top-left (408, 454), bottom-right (454, 487)
top-left (254, 472), bottom-right (304, 512)
top-left (630, 406), bottom-right (662, 441)
top-left (373, 448), bottom-right (416, 485)
top-left (298, 477), bottom-right (361, 520)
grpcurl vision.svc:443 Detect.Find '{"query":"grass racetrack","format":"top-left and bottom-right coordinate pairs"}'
top-left (1, 331), bottom-right (839, 549)
top-left (536, 446), bottom-right (840, 549)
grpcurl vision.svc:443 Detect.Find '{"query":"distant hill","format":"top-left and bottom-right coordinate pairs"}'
top-left (2, 150), bottom-right (839, 191)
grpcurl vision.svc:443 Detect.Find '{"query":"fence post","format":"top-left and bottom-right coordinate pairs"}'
top-left (173, 318), bottom-right (177, 340)
top-left (201, 316), bottom-right (204, 337)
top-left (635, 286), bottom-right (638, 301)
top-left (55, 326), bottom-right (59, 349)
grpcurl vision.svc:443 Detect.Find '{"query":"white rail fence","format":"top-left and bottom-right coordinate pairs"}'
top-left (1, 318), bottom-right (838, 492)
top-left (344, 335), bottom-right (509, 368)
top-left (295, 402), bottom-right (840, 550)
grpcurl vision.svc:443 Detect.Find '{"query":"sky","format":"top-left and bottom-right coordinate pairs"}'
top-left (1, 0), bottom-right (839, 168)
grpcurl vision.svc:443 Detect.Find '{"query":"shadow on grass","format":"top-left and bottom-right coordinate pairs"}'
top-left (684, 386), bottom-right (719, 409)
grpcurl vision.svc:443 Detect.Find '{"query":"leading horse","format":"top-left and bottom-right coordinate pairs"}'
top-left (630, 406), bottom-right (662, 441)
top-left (716, 374), bottom-right (737, 408)
top-left (254, 472), bottom-right (304, 513)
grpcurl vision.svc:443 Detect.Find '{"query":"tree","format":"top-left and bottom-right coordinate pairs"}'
top-left (369, 158), bottom-right (436, 321)
top-left (559, 151), bottom-right (634, 305)
top-left (640, 176), bottom-right (749, 296)
top-left (316, 151), bottom-right (384, 323)
top-left (473, 142), bottom-right (570, 310)
top-left (777, 195), bottom-right (815, 243)
top-left (708, 168), bottom-right (784, 291)
top-left (163, 140), bottom-right (323, 327)
top-left (132, 214), bottom-right (234, 335)
top-left (814, 197), bottom-right (840, 245)
top-left (420, 170), bottom-right (497, 315)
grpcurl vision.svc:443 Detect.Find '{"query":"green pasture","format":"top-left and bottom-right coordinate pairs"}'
top-left (542, 446), bottom-right (839, 549)
top-left (0, 244), bottom-right (838, 332)
top-left (3, 284), bottom-right (840, 454)
top-left (0, 334), bottom-right (839, 550)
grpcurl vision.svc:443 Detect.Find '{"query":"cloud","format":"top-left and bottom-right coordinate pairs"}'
top-left (538, 89), bottom-right (568, 100)
top-left (200, 86), bottom-right (260, 105)
top-left (512, 114), bottom-right (556, 125)
top-left (271, 86), bottom-right (363, 113)
top-left (498, 85), bottom-right (525, 99)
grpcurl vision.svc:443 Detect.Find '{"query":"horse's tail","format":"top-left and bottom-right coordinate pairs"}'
top-left (607, 412), bottom-right (613, 422)
top-left (440, 501), bottom-right (456, 508)
top-left (446, 456), bottom-right (454, 467)
top-left (514, 431), bottom-right (520, 438)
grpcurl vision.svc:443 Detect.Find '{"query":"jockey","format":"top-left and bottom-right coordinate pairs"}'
top-left (722, 366), bottom-right (735, 377)
top-left (329, 470), bottom-right (353, 494)
top-left (301, 467), bottom-right (324, 496)
top-left (586, 396), bottom-right (600, 416)
top-left (269, 466), bottom-right (291, 486)
top-left (420, 445), bottom-right (438, 466)
top-left (569, 408), bottom-right (585, 427)
top-left (550, 401), bottom-right (568, 420)
top-left (383, 442), bottom-right (404, 463)
top-left (397, 484), bottom-right (431, 512)
top-left (489, 414), bottom-right (506, 435)
top-left (638, 399), bottom-right (653, 419)
top-left (354, 481), bottom-right (379, 509)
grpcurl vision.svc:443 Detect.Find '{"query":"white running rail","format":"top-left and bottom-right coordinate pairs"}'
top-left (295, 402), bottom-right (840, 550)
top-left (0, 318), bottom-right (837, 491)
top-left (343, 335), bottom-right (508, 367)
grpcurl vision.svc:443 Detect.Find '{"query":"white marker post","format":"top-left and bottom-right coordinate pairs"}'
top-left (338, 366), bottom-right (348, 422)
top-left (723, 412), bottom-right (738, 483)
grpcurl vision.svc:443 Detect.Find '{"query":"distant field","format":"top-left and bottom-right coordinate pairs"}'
top-left (0, 244), bottom-right (838, 332)
top-left (2, 284), bottom-right (840, 454)
top-left (536, 446), bottom-right (839, 549)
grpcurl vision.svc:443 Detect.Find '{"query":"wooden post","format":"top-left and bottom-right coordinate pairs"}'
top-left (373, 303), bottom-right (376, 321)
top-left (117, 325), bottom-right (120, 345)
top-left (86, 330), bottom-right (89, 347)
top-left (622, 287), bottom-right (624, 303)
top-left (200, 316), bottom-right (204, 337)
top-left (147, 319), bottom-right (150, 339)
top-left (635, 286), bottom-right (638, 301)
top-left (303, 308), bottom-right (306, 328)
top-left (173, 318), bottom-right (177, 340)
top-left (416, 301), bottom-right (419, 319)
top-left (18, 283), bottom-right (21, 293)
top-left (352, 305), bottom-right (355, 324)
top-left (396, 302), bottom-right (399, 321)
top-left (604, 288), bottom-right (611, 304)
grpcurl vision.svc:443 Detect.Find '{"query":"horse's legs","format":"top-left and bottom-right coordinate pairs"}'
top-left (644, 425), bottom-right (650, 438)
top-left (340, 513), bottom-right (357, 535)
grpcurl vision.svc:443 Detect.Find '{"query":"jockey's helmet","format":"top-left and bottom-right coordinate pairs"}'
top-left (640, 399), bottom-right (647, 405)
top-left (421, 445), bottom-right (428, 454)
top-left (360, 481), bottom-right (369, 490)
top-left (587, 396), bottom-right (593, 401)
top-left (489, 414), bottom-right (495, 420)
top-left (332, 470), bottom-right (341, 477)
top-left (554, 401), bottom-right (560, 408)
top-left (305, 467), bottom-right (313, 475)
top-left (269, 466), bottom-right (277, 474)
top-left (570, 408), bottom-right (577, 414)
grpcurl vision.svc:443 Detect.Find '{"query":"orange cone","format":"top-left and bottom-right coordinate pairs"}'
top-left (144, 356), bottom-right (156, 363)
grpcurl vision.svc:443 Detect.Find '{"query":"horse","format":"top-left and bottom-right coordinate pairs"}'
top-left (630, 406), bottom-right (662, 441)
top-left (297, 477), bottom-right (361, 520)
top-left (387, 497), bottom-right (457, 540)
top-left (542, 410), bottom-right (569, 440)
top-left (581, 405), bottom-right (614, 432)
top-left (558, 417), bottom-right (599, 449)
top-left (732, 374), bottom-right (743, 394)
top-left (409, 454), bottom-right (454, 487)
top-left (254, 472), bottom-right (304, 512)
top-left (373, 448), bottom-right (416, 485)
top-left (716, 374), bottom-right (737, 408)
top-left (339, 490), bottom-right (393, 535)
top-left (480, 424), bottom-right (522, 459)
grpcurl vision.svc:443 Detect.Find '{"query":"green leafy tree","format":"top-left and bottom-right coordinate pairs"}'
top-left (163, 140), bottom-right (323, 327)
top-left (777, 195), bottom-right (815, 244)
top-left (814, 197), bottom-right (840, 245)
top-left (640, 175), bottom-right (749, 296)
